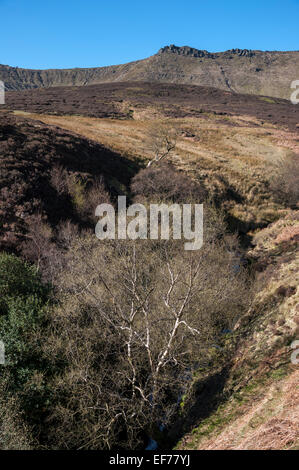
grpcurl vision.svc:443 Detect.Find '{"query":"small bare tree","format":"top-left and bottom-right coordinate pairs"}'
top-left (146, 122), bottom-right (178, 167)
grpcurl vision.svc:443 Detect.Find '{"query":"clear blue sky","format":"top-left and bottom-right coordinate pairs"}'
top-left (1, 0), bottom-right (298, 69)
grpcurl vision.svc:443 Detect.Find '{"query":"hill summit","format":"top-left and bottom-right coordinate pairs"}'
top-left (158, 44), bottom-right (256, 57)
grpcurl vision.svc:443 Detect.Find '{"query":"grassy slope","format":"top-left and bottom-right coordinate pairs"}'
top-left (15, 107), bottom-right (298, 233)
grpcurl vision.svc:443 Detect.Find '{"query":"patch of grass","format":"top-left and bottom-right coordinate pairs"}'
top-left (259, 97), bottom-right (277, 104)
top-left (68, 175), bottom-right (86, 212)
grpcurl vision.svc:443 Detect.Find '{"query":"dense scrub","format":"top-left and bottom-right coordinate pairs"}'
top-left (40, 228), bottom-right (249, 449)
top-left (0, 253), bottom-right (50, 448)
top-left (0, 156), bottom-right (252, 449)
top-left (131, 162), bottom-right (207, 203)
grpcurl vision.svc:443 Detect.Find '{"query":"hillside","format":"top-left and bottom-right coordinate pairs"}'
top-left (1, 45), bottom-right (299, 99)
top-left (0, 81), bottom-right (298, 450)
top-left (3, 82), bottom-right (299, 131)
top-left (0, 111), bottom-right (139, 254)
top-left (176, 212), bottom-right (299, 450)
top-left (4, 81), bottom-right (298, 234)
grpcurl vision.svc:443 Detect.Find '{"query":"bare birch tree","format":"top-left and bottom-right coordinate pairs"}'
top-left (146, 122), bottom-right (178, 167)
top-left (44, 233), bottom-right (249, 449)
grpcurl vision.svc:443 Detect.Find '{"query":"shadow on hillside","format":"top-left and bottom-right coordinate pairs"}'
top-left (162, 366), bottom-right (231, 449)
top-left (225, 213), bottom-right (273, 249)
top-left (0, 113), bottom-right (143, 253)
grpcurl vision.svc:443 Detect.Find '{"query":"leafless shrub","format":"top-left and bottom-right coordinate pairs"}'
top-left (21, 214), bottom-right (79, 284)
top-left (83, 177), bottom-right (112, 222)
top-left (270, 154), bottom-right (299, 207)
top-left (56, 219), bottom-right (80, 250)
top-left (50, 165), bottom-right (69, 196)
top-left (67, 174), bottom-right (111, 222)
top-left (20, 175), bottom-right (110, 283)
top-left (131, 162), bottom-right (206, 203)
top-left (0, 380), bottom-right (33, 450)
top-left (21, 213), bottom-right (54, 270)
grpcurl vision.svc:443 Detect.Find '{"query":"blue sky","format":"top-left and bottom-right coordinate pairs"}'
top-left (1, 0), bottom-right (298, 69)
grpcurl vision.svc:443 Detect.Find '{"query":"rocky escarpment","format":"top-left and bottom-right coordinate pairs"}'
top-left (158, 44), bottom-right (215, 58)
top-left (158, 45), bottom-right (256, 58)
top-left (1, 45), bottom-right (299, 99)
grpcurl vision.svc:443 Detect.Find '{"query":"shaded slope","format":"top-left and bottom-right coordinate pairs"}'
top-left (0, 112), bottom-right (139, 252)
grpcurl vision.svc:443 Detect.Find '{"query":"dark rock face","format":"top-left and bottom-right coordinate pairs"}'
top-left (158, 45), bottom-right (256, 58)
top-left (158, 45), bottom-right (215, 58)
top-left (159, 45), bottom-right (256, 58)
top-left (225, 48), bottom-right (256, 57)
